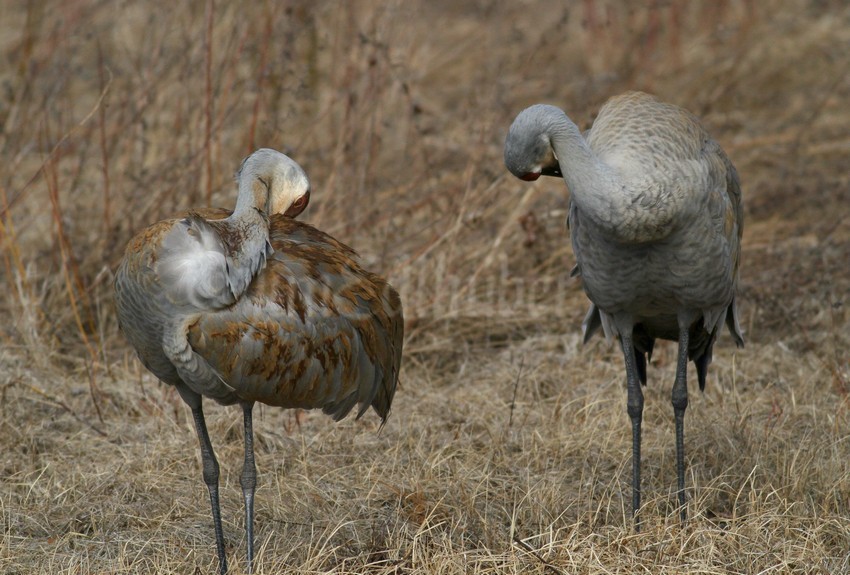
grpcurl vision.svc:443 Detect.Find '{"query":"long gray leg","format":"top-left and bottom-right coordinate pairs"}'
top-left (190, 403), bottom-right (228, 575)
top-left (621, 333), bottom-right (644, 529)
top-left (241, 402), bottom-right (257, 574)
top-left (672, 327), bottom-right (690, 524)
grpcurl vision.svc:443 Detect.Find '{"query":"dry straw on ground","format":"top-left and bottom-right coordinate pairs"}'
top-left (1, 1), bottom-right (849, 573)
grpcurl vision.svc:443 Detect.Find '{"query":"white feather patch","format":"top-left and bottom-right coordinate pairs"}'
top-left (157, 217), bottom-right (236, 310)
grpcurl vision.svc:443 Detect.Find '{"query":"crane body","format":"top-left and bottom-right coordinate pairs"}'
top-left (504, 92), bottom-right (743, 525)
top-left (114, 149), bottom-right (403, 573)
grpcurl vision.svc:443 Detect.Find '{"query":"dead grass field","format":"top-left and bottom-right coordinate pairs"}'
top-left (1, 0), bottom-right (849, 573)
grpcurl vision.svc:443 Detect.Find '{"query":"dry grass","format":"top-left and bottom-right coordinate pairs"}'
top-left (1, 0), bottom-right (850, 573)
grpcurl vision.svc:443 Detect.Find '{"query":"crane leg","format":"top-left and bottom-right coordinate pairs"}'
top-left (190, 403), bottom-right (228, 575)
top-left (672, 327), bottom-right (690, 524)
top-left (620, 333), bottom-right (644, 529)
top-left (240, 402), bottom-right (257, 574)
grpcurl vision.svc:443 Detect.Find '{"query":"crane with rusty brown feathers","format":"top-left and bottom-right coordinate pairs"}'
top-left (504, 92), bottom-right (743, 527)
top-left (114, 149), bottom-right (403, 574)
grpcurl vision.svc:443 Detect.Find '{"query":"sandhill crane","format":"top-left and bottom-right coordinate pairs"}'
top-left (504, 92), bottom-right (743, 526)
top-left (114, 149), bottom-right (403, 574)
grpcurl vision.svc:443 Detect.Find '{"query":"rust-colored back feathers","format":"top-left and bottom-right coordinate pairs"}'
top-left (187, 216), bottom-right (402, 421)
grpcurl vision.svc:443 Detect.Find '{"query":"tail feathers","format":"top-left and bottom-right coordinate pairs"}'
top-left (690, 298), bottom-right (741, 392)
top-left (320, 365), bottom-right (394, 424)
top-left (323, 394), bottom-right (359, 422)
top-left (694, 346), bottom-right (713, 391)
top-left (372, 286), bottom-right (404, 425)
top-left (726, 297), bottom-right (745, 348)
top-left (582, 304), bottom-right (602, 344)
top-left (633, 330), bottom-right (654, 387)
top-left (370, 366), bottom-right (395, 426)
top-left (371, 329), bottom-right (403, 425)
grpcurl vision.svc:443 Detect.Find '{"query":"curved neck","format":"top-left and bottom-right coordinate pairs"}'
top-left (547, 110), bottom-right (679, 243)
top-left (233, 174), bottom-right (269, 216)
top-left (546, 114), bottom-right (622, 230)
top-left (222, 167), bottom-right (273, 296)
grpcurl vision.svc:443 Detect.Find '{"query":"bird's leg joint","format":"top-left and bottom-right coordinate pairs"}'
top-left (627, 399), bottom-right (643, 421)
top-left (626, 381), bottom-right (644, 420)
top-left (671, 387), bottom-right (689, 412)
top-left (202, 454), bottom-right (221, 487)
top-left (241, 402), bottom-right (257, 492)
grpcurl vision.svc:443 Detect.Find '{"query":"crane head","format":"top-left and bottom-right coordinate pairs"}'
top-left (237, 148), bottom-right (312, 218)
top-left (504, 104), bottom-right (564, 182)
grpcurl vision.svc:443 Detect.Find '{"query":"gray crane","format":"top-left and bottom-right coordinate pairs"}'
top-left (504, 92), bottom-right (744, 526)
top-left (114, 149), bottom-right (404, 573)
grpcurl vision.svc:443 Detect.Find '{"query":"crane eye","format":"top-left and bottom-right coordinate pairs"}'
top-left (283, 190), bottom-right (310, 217)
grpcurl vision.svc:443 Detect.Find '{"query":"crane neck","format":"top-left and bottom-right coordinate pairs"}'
top-left (215, 172), bottom-right (273, 299)
top-left (233, 175), bottom-right (270, 217)
top-left (547, 116), bottom-right (616, 196)
top-left (546, 109), bottom-right (680, 243)
top-left (545, 115), bottom-right (624, 233)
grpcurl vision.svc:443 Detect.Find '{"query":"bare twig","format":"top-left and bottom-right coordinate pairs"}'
top-left (23, 382), bottom-right (107, 438)
top-left (42, 119), bottom-right (103, 413)
top-left (508, 356), bottom-right (524, 429)
top-left (203, 0), bottom-right (215, 205)
top-left (0, 65), bottom-right (113, 219)
top-left (96, 41), bottom-right (112, 235)
top-left (247, 13), bottom-right (273, 152)
top-left (512, 534), bottom-right (566, 575)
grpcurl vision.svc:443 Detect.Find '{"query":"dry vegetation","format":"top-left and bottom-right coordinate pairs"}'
top-left (1, 0), bottom-right (849, 573)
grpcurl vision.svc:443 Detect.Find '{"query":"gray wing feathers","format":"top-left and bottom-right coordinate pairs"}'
top-left (156, 214), bottom-right (272, 312)
top-left (162, 324), bottom-right (237, 402)
top-left (724, 154), bottom-right (745, 348)
top-left (157, 216), bottom-right (237, 310)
